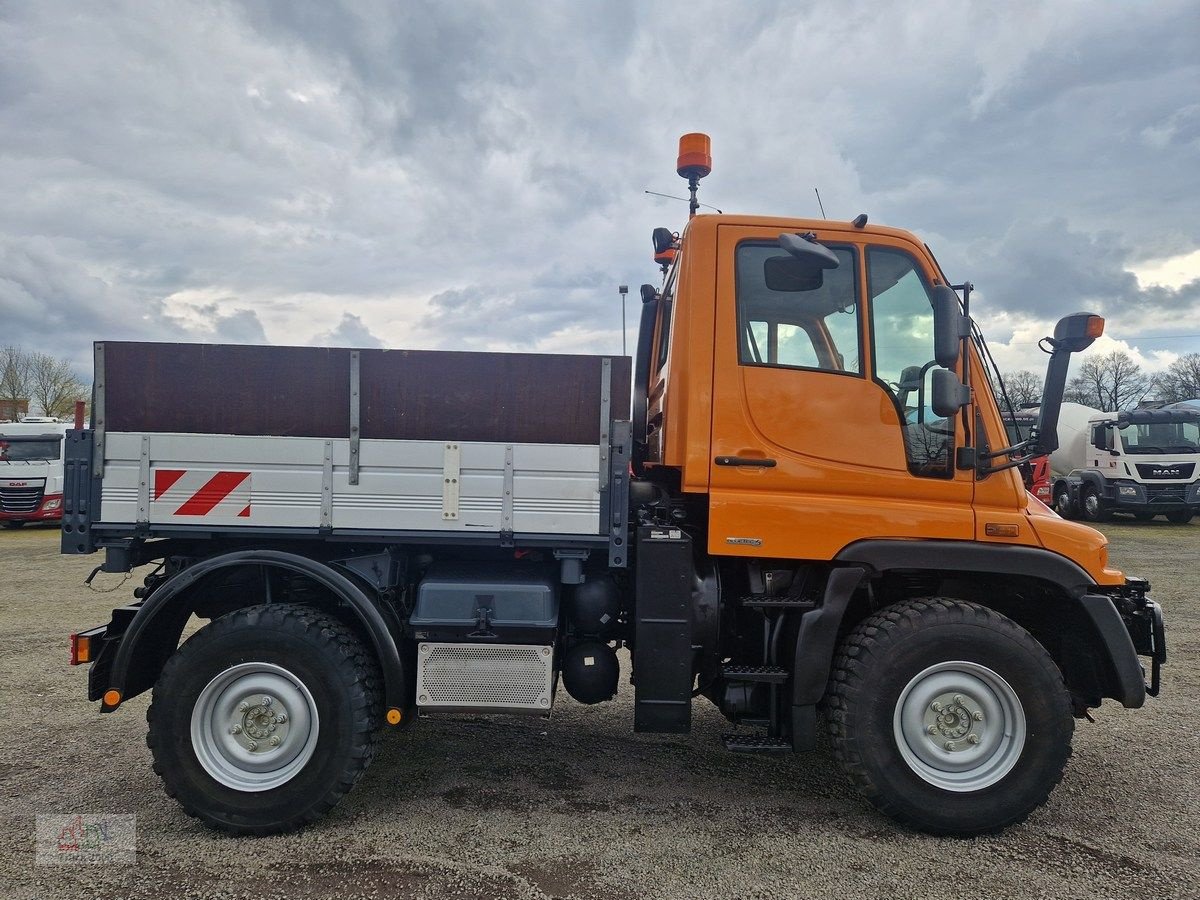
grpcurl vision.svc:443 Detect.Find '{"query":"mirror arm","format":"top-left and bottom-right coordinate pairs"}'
top-left (979, 439), bottom-right (1031, 461)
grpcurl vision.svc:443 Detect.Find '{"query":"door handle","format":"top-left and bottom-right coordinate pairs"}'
top-left (715, 456), bottom-right (777, 468)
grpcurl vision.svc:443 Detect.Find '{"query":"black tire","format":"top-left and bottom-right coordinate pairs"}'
top-left (1081, 485), bottom-right (1111, 522)
top-left (825, 598), bottom-right (1073, 836)
top-left (1054, 489), bottom-right (1075, 519)
top-left (147, 604), bottom-right (382, 835)
top-left (1166, 509), bottom-right (1194, 524)
top-left (1134, 512), bottom-right (1156, 522)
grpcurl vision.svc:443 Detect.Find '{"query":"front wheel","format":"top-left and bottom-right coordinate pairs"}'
top-left (1054, 489), bottom-right (1075, 519)
top-left (825, 598), bottom-right (1073, 836)
top-left (1166, 509), bottom-right (1195, 524)
top-left (147, 604), bottom-right (383, 834)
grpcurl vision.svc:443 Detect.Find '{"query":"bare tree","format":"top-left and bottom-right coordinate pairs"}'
top-left (1153, 352), bottom-right (1200, 404)
top-left (999, 370), bottom-right (1043, 408)
top-left (29, 352), bottom-right (87, 419)
top-left (1, 346), bottom-right (32, 420)
top-left (1064, 350), bottom-right (1151, 411)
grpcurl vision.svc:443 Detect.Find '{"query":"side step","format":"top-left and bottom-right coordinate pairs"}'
top-left (722, 734), bottom-right (792, 754)
top-left (722, 664), bottom-right (788, 684)
top-left (739, 595), bottom-right (815, 610)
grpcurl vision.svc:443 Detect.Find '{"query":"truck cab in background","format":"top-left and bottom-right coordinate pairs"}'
top-left (0, 419), bottom-right (70, 528)
top-left (1052, 407), bottom-right (1200, 523)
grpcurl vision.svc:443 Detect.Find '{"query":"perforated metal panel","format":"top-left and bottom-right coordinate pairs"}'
top-left (416, 642), bottom-right (554, 713)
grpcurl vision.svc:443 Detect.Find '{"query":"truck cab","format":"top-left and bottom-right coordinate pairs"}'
top-left (0, 419), bottom-right (70, 527)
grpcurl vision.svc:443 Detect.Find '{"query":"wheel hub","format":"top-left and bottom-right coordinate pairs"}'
top-left (924, 692), bottom-right (983, 747)
top-left (894, 660), bottom-right (1026, 792)
top-left (191, 663), bottom-right (319, 792)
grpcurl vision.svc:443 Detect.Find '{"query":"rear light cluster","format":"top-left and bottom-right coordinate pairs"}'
top-left (69, 633), bottom-right (92, 666)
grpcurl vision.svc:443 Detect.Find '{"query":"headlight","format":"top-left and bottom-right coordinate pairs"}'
top-left (42, 498), bottom-right (61, 511)
top-left (1118, 486), bottom-right (1138, 497)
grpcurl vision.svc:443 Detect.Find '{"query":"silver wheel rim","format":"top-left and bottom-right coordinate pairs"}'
top-left (1084, 492), bottom-right (1100, 517)
top-left (191, 662), bottom-right (319, 792)
top-left (1056, 494), bottom-right (1071, 516)
top-left (893, 660), bottom-right (1026, 792)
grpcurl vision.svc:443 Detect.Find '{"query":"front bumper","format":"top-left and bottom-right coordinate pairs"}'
top-left (1112, 577), bottom-right (1167, 698)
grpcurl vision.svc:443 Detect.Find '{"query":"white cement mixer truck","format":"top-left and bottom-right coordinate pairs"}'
top-left (1050, 404), bottom-right (1200, 523)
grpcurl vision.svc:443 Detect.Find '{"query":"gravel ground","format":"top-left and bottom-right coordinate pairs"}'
top-left (0, 520), bottom-right (1197, 900)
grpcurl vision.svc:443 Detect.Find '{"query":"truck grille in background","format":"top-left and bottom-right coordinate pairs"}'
top-left (416, 643), bottom-right (553, 712)
top-left (0, 486), bottom-right (44, 514)
top-left (1144, 484), bottom-right (1187, 503)
top-left (1135, 463), bottom-right (1195, 480)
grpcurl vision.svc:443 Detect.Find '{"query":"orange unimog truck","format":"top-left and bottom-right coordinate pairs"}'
top-left (66, 135), bottom-right (1165, 838)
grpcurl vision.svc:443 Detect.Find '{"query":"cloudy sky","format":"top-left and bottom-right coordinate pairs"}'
top-left (2, 0), bottom-right (1198, 385)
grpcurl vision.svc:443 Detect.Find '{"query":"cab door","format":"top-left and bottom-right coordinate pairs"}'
top-left (707, 225), bottom-right (975, 561)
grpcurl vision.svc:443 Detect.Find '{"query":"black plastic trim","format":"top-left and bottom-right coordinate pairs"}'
top-left (102, 549), bottom-right (408, 712)
top-left (790, 566), bottom-right (867, 750)
top-left (835, 539), bottom-right (1094, 596)
top-left (1079, 593), bottom-right (1146, 708)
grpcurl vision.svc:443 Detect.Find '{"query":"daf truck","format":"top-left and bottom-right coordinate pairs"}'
top-left (1, 418), bottom-right (70, 528)
top-left (64, 135), bottom-right (1166, 838)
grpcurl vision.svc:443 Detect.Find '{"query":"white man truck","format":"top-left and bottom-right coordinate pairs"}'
top-left (0, 419), bottom-right (70, 528)
top-left (1051, 404), bottom-right (1200, 523)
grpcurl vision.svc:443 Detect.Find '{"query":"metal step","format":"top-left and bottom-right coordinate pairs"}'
top-left (722, 733), bottom-right (792, 754)
top-left (739, 595), bottom-right (815, 609)
top-left (722, 664), bottom-right (789, 684)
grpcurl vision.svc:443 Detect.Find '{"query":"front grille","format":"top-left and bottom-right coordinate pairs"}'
top-left (1136, 462), bottom-right (1195, 480)
top-left (416, 642), bottom-right (553, 712)
top-left (0, 486), bottom-right (44, 514)
top-left (1145, 484), bottom-right (1186, 503)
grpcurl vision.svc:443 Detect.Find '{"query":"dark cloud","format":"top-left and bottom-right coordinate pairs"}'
top-left (1, 0), bottom-right (1197, 383)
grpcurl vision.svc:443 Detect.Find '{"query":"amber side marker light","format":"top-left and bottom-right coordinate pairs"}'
top-left (103, 689), bottom-right (122, 708)
top-left (1086, 315), bottom-right (1105, 338)
top-left (985, 523), bottom-right (1020, 537)
top-left (386, 708), bottom-right (403, 726)
top-left (69, 633), bottom-right (91, 665)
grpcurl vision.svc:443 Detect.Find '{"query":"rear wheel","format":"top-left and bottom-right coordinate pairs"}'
top-left (147, 604), bottom-right (382, 834)
top-left (825, 598), bottom-right (1073, 836)
top-left (1081, 485), bottom-right (1110, 522)
top-left (1166, 509), bottom-right (1195, 524)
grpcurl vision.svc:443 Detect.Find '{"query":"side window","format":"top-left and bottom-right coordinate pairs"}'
top-left (867, 248), bottom-right (952, 478)
top-left (735, 242), bottom-right (861, 374)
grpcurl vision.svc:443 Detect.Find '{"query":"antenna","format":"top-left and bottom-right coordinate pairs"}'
top-left (814, 188), bottom-right (827, 219)
top-left (644, 190), bottom-right (723, 214)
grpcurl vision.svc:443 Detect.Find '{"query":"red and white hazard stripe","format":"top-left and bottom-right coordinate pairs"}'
top-left (152, 469), bottom-right (251, 518)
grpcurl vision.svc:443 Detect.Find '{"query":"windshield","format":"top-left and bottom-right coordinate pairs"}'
top-left (0, 438), bottom-right (62, 462)
top-left (1117, 420), bottom-right (1200, 454)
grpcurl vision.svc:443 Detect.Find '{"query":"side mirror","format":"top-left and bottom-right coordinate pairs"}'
top-left (931, 368), bottom-right (970, 417)
top-left (1031, 311), bottom-right (1106, 457)
top-left (932, 285), bottom-right (968, 369)
top-left (778, 232), bottom-right (840, 268)
top-left (652, 227), bottom-right (675, 255)
top-left (1052, 313), bottom-right (1105, 354)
